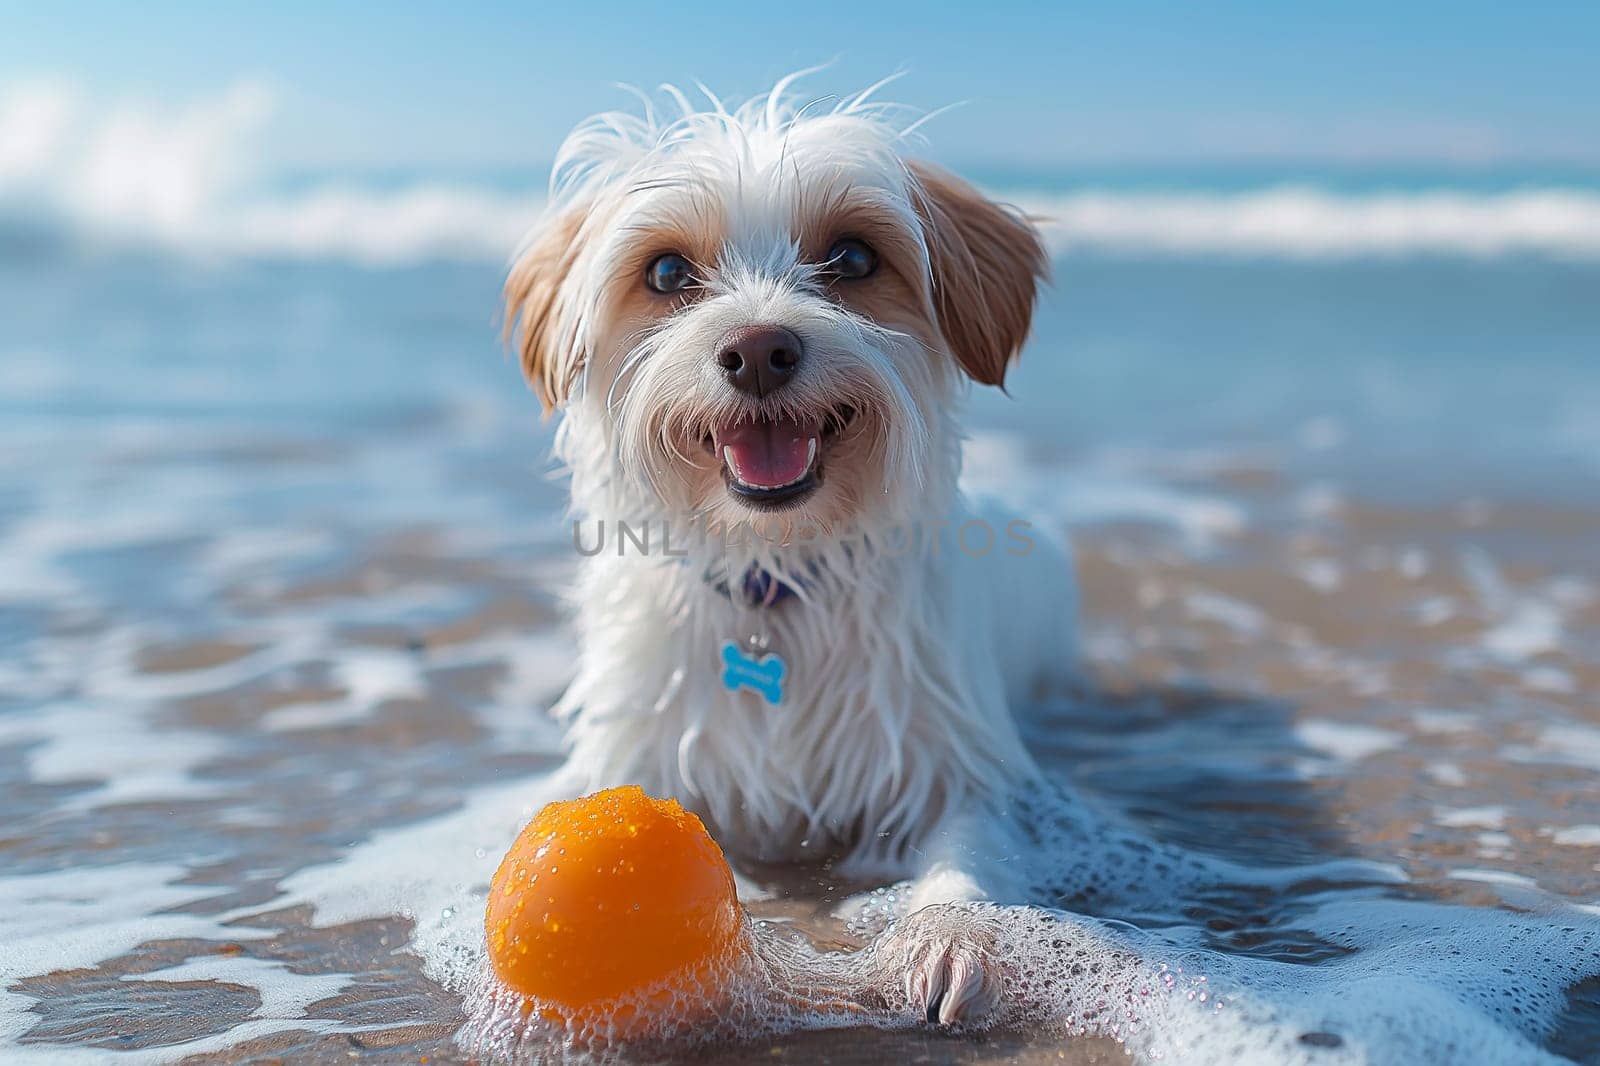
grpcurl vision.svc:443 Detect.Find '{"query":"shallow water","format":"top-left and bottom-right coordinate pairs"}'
top-left (3, 245), bottom-right (1599, 1063)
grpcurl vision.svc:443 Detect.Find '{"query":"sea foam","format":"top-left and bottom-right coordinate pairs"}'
top-left (260, 765), bottom-right (1600, 1065)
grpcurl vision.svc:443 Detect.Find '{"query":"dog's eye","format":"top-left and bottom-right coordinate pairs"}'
top-left (645, 253), bottom-right (694, 294)
top-left (824, 238), bottom-right (877, 280)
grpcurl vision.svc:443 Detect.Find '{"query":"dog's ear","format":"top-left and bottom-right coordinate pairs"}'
top-left (909, 161), bottom-right (1048, 388)
top-left (504, 200), bottom-right (592, 412)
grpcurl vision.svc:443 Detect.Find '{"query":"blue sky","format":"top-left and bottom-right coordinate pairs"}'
top-left (6, 1), bottom-right (1600, 173)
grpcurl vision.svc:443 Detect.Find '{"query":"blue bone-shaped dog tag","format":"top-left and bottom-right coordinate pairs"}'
top-left (720, 641), bottom-right (785, 705)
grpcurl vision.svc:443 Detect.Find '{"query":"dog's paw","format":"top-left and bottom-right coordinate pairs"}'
top-left (905, 932), bottom-right (1001, 1026)
top-left (878, 906), bottom-right (1004, 1027)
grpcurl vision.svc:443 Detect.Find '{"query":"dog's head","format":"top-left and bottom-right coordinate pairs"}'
top-left (507, 77), bottom-right (1046, 534)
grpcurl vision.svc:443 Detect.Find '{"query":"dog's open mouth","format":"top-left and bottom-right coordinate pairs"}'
top-left (707, 408), bottom-right (853, 509)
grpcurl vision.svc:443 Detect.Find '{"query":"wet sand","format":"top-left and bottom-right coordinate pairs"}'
top-left (6, 437), bottom-right (1598, 1062)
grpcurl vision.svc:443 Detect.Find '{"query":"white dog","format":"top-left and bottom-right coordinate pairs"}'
top-left (505, 75), bottom-right (1077, 1025)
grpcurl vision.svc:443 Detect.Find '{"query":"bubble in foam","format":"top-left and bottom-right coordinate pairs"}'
top-left (459, 920), bottom-right (870, 1063)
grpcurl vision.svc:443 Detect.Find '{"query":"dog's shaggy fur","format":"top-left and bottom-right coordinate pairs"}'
top-left (506, 74), bottom-right (1078, 1023)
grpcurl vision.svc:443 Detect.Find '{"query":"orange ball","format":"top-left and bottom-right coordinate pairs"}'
top-left (485, 785), bottom-right (742, 1013)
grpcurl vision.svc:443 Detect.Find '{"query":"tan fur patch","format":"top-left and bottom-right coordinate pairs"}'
top-left (909, 161), bottom-right (1048, 387)
top-left (504, 203), bottom-right (591, 412)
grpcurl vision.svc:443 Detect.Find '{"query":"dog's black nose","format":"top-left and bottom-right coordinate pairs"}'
top-left (716, 325), bottom-right (802, 398)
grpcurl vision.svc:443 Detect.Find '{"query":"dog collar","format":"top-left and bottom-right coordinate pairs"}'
top-left (710, 565), bottom-right (796, 705)
top-left (710, 564), bottom-right (799, 608)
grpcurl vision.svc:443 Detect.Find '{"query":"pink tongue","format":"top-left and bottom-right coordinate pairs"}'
top-left (718, 415), bottom-right (819, 489)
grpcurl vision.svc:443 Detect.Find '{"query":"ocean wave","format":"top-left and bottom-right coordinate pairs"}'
top-left (9, 183), bottom-right (1597, 266)
top-left (1021, 187), bottom-right (1600, 259)
top-left (213, 185), bottom-right (542, 264)
top-left (6, 80), bottom-right (1600, 264)
top-left (8, 182), bottom-right (1596, 265)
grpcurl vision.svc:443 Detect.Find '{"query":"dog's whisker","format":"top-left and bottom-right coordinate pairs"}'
top-left (606, 344), bottom-right (658, 414)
